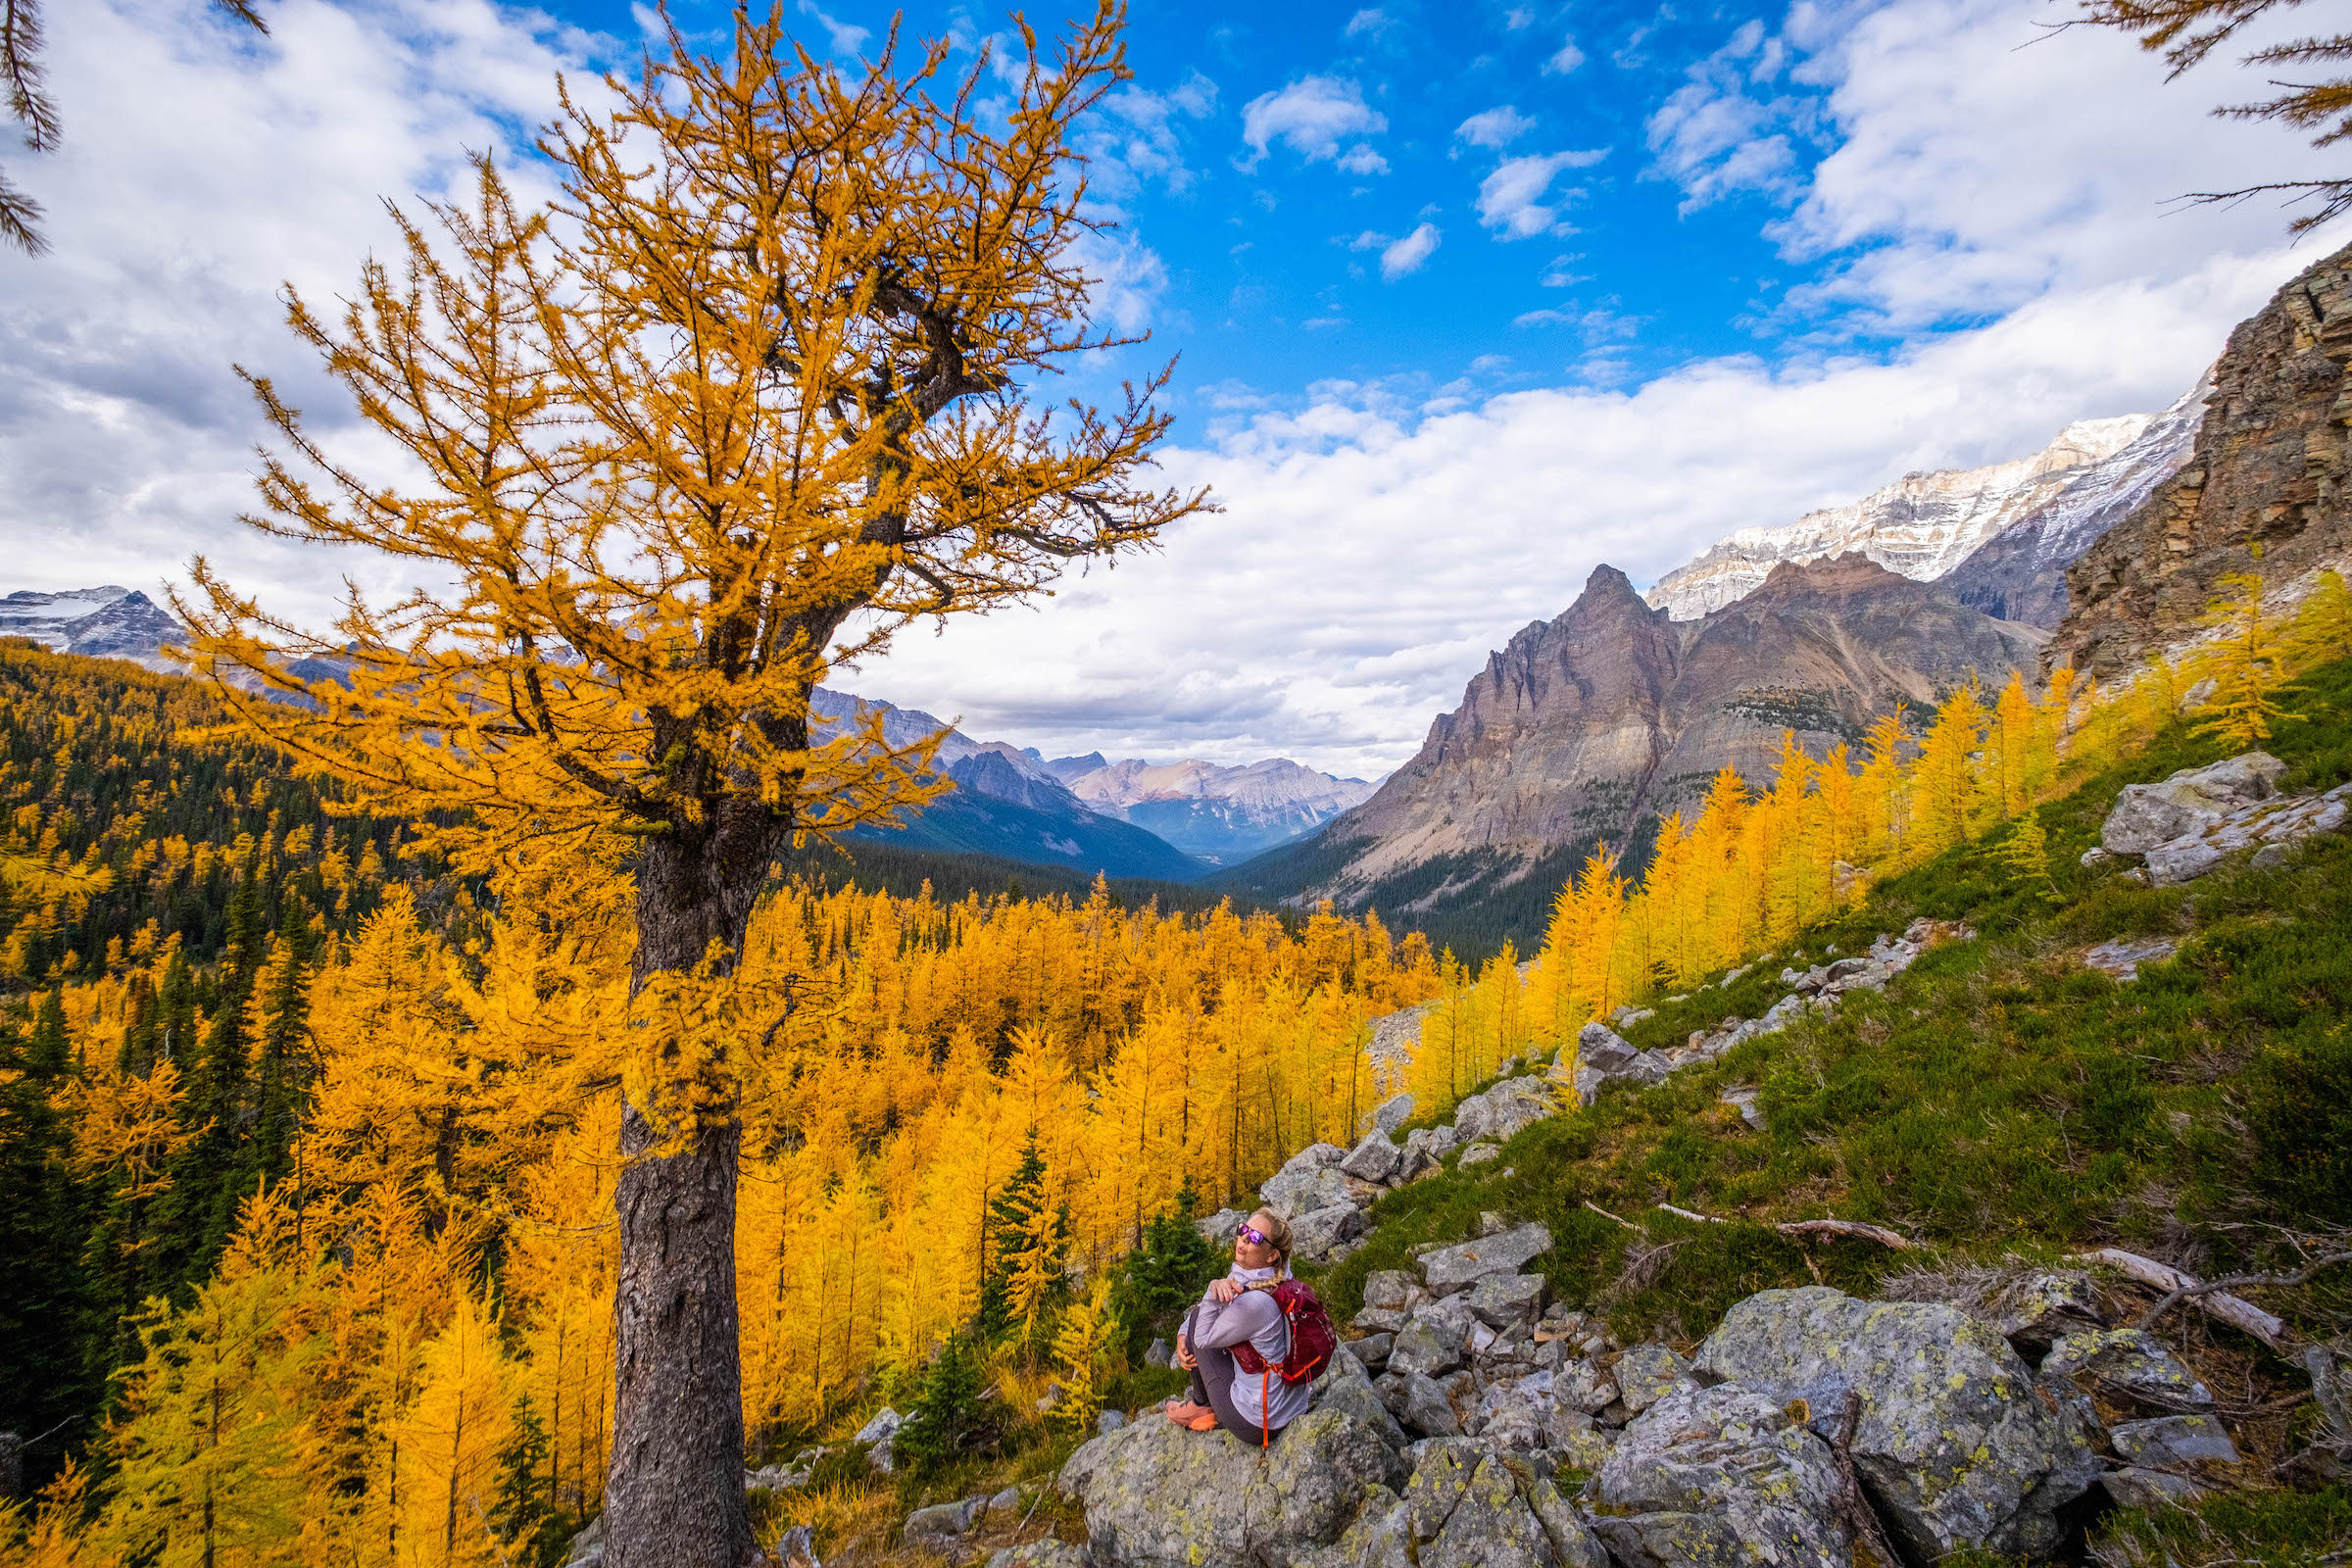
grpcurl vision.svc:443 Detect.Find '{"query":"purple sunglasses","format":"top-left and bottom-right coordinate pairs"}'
top-left (1238, 1222), bottom-right (1270, 1248)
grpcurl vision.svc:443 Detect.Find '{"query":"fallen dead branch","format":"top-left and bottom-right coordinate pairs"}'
top-left (1778, 1219), bottom-right (1914, 1250)
top-left (2069, 1248), bottom-right (2287, 1348)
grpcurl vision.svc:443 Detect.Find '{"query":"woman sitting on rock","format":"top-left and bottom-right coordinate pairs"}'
top-left (1164, 1207), bottom-right (1309, 1444)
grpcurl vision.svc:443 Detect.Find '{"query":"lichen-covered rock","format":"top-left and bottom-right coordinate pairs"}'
top-left (1312, 1344), bottom-right (1409, 1447)
top-left (1997, 1272), bottom-right (2107, 1350)
top-left (986, 1541), bottom-right (1096, 1568)
top-left (1197, 1208), bottom-right (1245, 1247)
top-left (1553, 1357), bottom-right (1617, 1414)
top-left (1610, 1345), bottom-right (1691, 1414)
top-left (1400, 1438), bottom-right (1486, 1540)
top-left (1375, 1094), bottom-right (1416, 1135)
top-left (1390, 1297), bottom-right (1478, 1380)
top-left (1589, 1384), bottom-right (1850, 1568)
top-left (1525, 1476), bottom-right (1610, 1568)
top-left (1292, 1487), bottom-right (1412, 1568)
top-left (2110, 1413), bottom-right (2240, 1469)
top-left (1421, 1223), bottom-right (1554, 1296)
top-left (1349, 1332), bottom-right (1394, 1371)
top-left (1363, 1270), bottom-right (1421, 1312)
top-left (1421, 1456), bottom-right (1558, 1568)
top-left (1261, 1163), bottom-right (1354, 1221)
top-left (2043, 1329), bottom-right (2215, 1412)
top-left (1693, 1286), bottom-right (2096, 1560)
top-left (1058, 1406), bottom-right (1405, 1568)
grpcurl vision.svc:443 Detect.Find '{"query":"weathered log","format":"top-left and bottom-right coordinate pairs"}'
top-left (1776, 1219), bottom-right (1914, 1250)
top-left (2068, 1248), bottom-right (2285, 1348)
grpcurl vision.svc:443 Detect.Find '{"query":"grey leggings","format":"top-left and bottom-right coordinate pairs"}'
top-left (1182, 1305), bottom-right (1279, 1446)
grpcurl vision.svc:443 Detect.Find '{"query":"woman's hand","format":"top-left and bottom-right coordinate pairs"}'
top-left (1175, 1332), bottom-right (1197, 1370)
top-left (1208, 1277), bottom-right (1242, 1304)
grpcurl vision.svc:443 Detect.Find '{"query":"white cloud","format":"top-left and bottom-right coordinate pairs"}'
top-left (1380, 222), bottom-right (1442, 279)
top-left (1336, 143), bottom-right (1391, 175)
top-left (1643, 19), bottom-right (1815, 215)
top-left (1455, 105), bottom-right (1536, 149)
top-left (1475, 149), bottom-right (1608, 238)
top-left (1544, 35), bottom-right (1586, 74)
top-left (1239, 75), bottom-right (1387, 170)
top-left (1344, 9), bottom-right (1391, 38)
top-left (795, 0), bottom-right (868, 57)
top-left (1082, 73), bottom-right (1219, 202)
top-left (858, 252), bottom-right (2289, 775)
top-left (0, 0), bottom-right (609, 633)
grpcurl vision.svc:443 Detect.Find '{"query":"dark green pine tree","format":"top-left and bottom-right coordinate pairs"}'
top-left (974, 1133), bottom-right (1070, 1346)
top-left (1110, 1175), bottom-right (1220, 1361)
top-left (0, 988), bottom-right (98, 1483)
top-left (155, 851), bottom-right (272, 1296)
top-left (234, 889), bottom-right (316, 1200)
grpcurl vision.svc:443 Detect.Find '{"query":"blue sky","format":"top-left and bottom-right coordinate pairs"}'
top-left (1, 0), bottom-right (2342, 773)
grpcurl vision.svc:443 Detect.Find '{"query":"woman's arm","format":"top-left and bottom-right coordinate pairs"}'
top-left (1189, 1288), bottom-right (1277, 1351)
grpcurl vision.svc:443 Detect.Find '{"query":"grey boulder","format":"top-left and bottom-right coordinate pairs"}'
top-left (1694, 1286), bottom-right (2097, 1560)
top-left (1312, 1342), bottom-right (1409, 1447)
top-left (1261, 1163), bottom-right (1353, 1221)
top-left (1610, 1345), bottom-right (1692, 1415)
top-left (1421, 1223), bottom-right (1554, 1296)
top-left (1389, 1297), bottom-right (1479, 1380)
top-left (1287, 1201), bottom-right (1366, 1262)
top-left (2102, 752), bottom-right (2284, 854)
top-left (904, 1494), bottom-right (989, 1547)
top-left (1378, 1370), bottom-right (1462, 1437)
top-left (2110, 1413), bottom-right (2240, 1469)
top-left (1340, 1130), bottom-right (1403, 1184)
top-left (1375, 1093), bottom-right (1416, 1135)
top-left (2043, 1328), bottom-right (2214, 1412)
top-left (1466, 1273), bottom-right (1547, 1330)
top-left (1058, 1405), bottom-right (1405, 1568)
top-left (1996, 1272), bottom-right (2107, 1350)
top-left (1590, 1383), bottom-right (1851, 1568)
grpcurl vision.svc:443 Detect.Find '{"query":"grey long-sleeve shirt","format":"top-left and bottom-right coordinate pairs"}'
top-left (1190, 1280), bottom-right (1311, 1434)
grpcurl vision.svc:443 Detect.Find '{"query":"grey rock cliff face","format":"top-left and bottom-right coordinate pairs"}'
top-left (1311, 556), bottom-right (2042, 895)
top-left (2057, 238), bottom-right (2352, 675)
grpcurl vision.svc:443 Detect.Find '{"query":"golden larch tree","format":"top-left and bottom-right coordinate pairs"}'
top-left (173, 7), bottom-right (1206, 1563)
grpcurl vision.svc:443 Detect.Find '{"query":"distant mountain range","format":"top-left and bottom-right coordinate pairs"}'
top-left (0, 587), bottom-right (185, 670)
top-left (808, 688), bottom-right (1372, 877)
top-left (1643, 383), bottom-right (2205, 628)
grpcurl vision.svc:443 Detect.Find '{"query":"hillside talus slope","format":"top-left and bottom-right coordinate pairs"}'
top-left (1299, 554), bottom-right (2039, 897)
top-left (2057, 239), bottom-right (2352, 673)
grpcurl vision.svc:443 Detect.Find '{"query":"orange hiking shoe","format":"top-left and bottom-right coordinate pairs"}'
top-left (1163, 1399), bottom-right (1213, 1427)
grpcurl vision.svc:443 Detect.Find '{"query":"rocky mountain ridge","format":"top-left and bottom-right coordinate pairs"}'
top-left (0, 586), bottom-right (187, 671)
top-left (1246, 554), bottom-right (2041, 933)
top-left (1645, 391), bottom-right (2203, 628)
top-left (2057, 239), bottom-right (2352, 674)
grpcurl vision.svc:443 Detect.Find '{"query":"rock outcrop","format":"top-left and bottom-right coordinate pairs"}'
top-left (1693, 1287), bottom-right (2100, 1559)
top-left (2092, 752), bottom-right (2349, 886)
top-left (1057, 1406), bottom-right (1404, 1568)
top-left (2057, 239), bottom-right (2352, 675)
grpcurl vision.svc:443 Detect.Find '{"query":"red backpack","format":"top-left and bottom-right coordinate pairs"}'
top-left (1230, 1280), bottom-right (1338, 1386)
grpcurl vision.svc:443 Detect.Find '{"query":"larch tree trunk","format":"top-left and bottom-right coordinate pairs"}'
top-left (607, 787), bottom-right (795, 1568)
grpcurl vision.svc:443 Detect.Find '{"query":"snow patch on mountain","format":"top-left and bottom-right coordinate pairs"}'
top-left (1644, 381), bottom-right (2205, 621)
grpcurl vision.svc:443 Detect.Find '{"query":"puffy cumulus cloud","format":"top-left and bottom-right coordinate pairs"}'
top-left (1239, 74), bottom-right (1387, 171)
top-left (1544, 34), bottom-right (1586, 74)
top-left (1475, 148), bottom-right (1608, 238)
top-left (1336, 143), bottom-right (1392, 175)
top-left (1643, 18), bottom-right (1816, 215)
top-left (1455, 105), bottom-right (1536, 150)
top-left (0, 0), bottom-right (611, 629)
top-left (857, 251), bottom-right (2294, 776)
top-left (1380, 222), bottom-right (1442, 278)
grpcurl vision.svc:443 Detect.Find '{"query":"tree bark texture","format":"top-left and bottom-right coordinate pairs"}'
top-left (606, 803), bottom-right (792, 1568)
